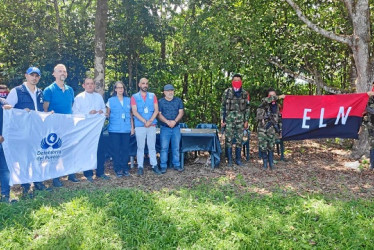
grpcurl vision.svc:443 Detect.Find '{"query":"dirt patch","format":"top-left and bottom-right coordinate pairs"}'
top-left (11, 134), bottom-right (374, 200)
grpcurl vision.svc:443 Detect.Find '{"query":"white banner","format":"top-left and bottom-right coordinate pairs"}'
top-left (2, 109), bottom-right (105, 185)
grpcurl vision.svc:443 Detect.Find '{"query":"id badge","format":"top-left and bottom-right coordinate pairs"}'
top-left (122, 113), bottom-right (126, 119)
top-left (144, 107), bottom-right (149, 114)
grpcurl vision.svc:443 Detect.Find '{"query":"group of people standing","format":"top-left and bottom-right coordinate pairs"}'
top-left (5, 66), bottom-right (372, 204)
top-left (220, 74), bottom-right (285, 170)
top-left (0, 64), bottom-right (184, 203)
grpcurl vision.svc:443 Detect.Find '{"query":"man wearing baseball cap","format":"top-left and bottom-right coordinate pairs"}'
top-left (6, 66), bottom-right (47, 195)
top-left (157, 84), bottom-right (184, 173)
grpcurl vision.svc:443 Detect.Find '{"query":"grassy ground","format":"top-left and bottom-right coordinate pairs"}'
top-left (1, 176), bottom-right (374, 249)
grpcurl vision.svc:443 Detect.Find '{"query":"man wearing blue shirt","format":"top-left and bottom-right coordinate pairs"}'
top-left (43, 64), bottom-right (79, 187)
top-left (157, 84), bottom-right (184, 173)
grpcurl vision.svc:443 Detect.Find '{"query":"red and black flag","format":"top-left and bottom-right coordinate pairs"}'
top-left (282, 94), bottom-right (369, 140)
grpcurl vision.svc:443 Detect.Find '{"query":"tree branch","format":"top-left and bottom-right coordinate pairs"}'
top-left (284, 0), bottom-right (352, 46)
top-left (340, 0), bottom-right (353, 20)
top-left (269, 58), bottom-right (342, 94)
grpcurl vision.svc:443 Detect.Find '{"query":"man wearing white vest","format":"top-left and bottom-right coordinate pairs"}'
top-left (131, 78), bottom-right (162, 176)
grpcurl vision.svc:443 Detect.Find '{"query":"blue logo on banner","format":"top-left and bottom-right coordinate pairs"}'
top-left (41, 133), bottom-right (62, 149)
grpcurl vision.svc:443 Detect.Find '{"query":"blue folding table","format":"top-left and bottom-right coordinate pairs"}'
top-left (100, 128), bottom-right (221, 169)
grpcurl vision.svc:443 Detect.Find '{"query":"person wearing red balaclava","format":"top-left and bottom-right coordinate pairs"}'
top-left (220, 74), bottom-right (250, 167)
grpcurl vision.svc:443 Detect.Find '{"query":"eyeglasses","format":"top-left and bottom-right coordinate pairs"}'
top-left (116, 86), bottom-right (124, 89)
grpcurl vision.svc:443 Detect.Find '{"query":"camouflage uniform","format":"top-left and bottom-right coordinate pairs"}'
top-left (364, 95), bottom-right (374, 169)
top-left (256, 95), bottom-right (282, 169)
top-left (220, 87), bottom-right (250, 165)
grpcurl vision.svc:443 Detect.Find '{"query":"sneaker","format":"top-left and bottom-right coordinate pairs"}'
top-left (123, 171), bottom-right (130, 177)
top-left (22, 185), bottom-right (30, 195)
top-left (34, 182), bottom-right (46, 191)
top-left (152, 166), bottom-right (162, 175)
top-left (0, 195), bottom-right (9, 203)
top-left (86, 176), bottom-right (94, 182)
top-left (68, 175), bottom-right (80, 183)
top-left (174, 166), bottom-right (184, 172)
top-left (160, 168), bottom-right (167, 174)
top-left (115, 172), bottom-right (123, 177)
top-left (53, 178), bottom-right (64, 187)
top-left (98, 175), bottom-right (111, 180)
top-left (0, 195), bottom-right (17, 203)
top-left (23, 192), bottom-right (34, 199)
top-left (137, 168), bottom-right (144, 176)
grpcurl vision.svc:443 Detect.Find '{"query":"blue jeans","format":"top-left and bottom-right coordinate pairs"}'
top-left (0, 145), bottom-right (10, 196)
top-left (160, 126), bottom-right (181, 169)
top-left (109, 132), bottom-right (131, 173)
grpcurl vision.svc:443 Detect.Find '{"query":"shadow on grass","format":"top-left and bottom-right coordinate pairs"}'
top-left (0, 178), bottom-right (373, 249)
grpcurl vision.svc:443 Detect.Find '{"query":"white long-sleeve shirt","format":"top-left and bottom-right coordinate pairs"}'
top-left (72, 91), bottom-right (106, 115)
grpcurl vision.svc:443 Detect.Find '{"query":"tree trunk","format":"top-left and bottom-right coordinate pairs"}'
top-left (284, 0), bottom-right (372, 159)
top-left (93, 0), bottom-right (108, 97)
top-left (161, 39), bottom-right (166, 61)
top-left (53, 0), bottom-right (63, 56)
top-left (182, 73), bottom-right (188, 101)
top-left (127, 56), bottom-right (133, 92)
top-left (350, 0), bottom-right (371, 92)
top-left (351, 126), bottom-right (370, 159)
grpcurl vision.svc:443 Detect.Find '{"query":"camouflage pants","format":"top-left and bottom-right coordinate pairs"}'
top-left (369, 129), bottom-right (374, 150)
top-left (225, 115), bottom-right (244, 148)
top-left (258, 126), bottom-right (276, 152)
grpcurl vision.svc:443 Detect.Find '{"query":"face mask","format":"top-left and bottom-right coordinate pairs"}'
top-left (232, 80), bottom-right (242, 89)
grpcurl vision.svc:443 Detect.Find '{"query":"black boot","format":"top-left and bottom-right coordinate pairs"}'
top-left (235, 147), bottom-right (243, 166)
top-left (370, 149), bottom-right (374, 170)
top-left (280, 140), bottom-right (285, 161)
top-left (261, 151), bottom-right (268, 170)
top-left (226, 147), bottom-right (233, 167)
top-left (268, 150), bottom-right (275, 170)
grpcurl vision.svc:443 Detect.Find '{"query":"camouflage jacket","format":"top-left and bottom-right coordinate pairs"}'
top-left (364, 96), bottom-right (374, 132)
top-left (256, 95), bottom-right (282, 133)
top-left (220, 87), bottom-right (250, 122)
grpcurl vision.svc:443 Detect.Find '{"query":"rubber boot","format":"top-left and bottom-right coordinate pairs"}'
top-left (261, 151), bottom-right (268, 170)
top-left (268, 150), bottom-right (275, 170)
top-left (226, 147), bottom-right (233, 167)
top-left (370, 149), bottom-right (374, 170)
top-left (280, 140), bottom-right (285, 161)
top-left (235, 147), bottom-right (243, 166)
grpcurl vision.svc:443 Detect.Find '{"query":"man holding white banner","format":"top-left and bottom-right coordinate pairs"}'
top-left (72, 78), bottom-right (109, 181)
top-left (6, 66), bottom-right (47, 194)
top-left (2, 108), bottom-right (105, 185)
top-left (43, 64), bottom-right (79, 186)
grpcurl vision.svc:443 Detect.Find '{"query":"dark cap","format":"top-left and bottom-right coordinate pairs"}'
top-left (164, 84), bottom-right (175, 91)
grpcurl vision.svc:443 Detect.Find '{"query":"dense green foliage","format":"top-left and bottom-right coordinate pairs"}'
top-left (0, 0), bottom-right (366, 126)
top-left (1, 179), bottom-right (373, 249)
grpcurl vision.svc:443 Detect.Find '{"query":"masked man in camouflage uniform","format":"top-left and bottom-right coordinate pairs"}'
top-left (256, 88), bottom-right (285, 170)
top-left (364, 88), bottom-right (374, 169)
top-left (220, 74), bottom-right (250, 166)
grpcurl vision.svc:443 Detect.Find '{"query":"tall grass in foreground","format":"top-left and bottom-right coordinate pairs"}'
top-left (0, 179), bottom-right (373, 249)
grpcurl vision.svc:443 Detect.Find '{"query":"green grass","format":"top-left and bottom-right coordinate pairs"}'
top-left (1, 179), bottom-right (373, 249)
